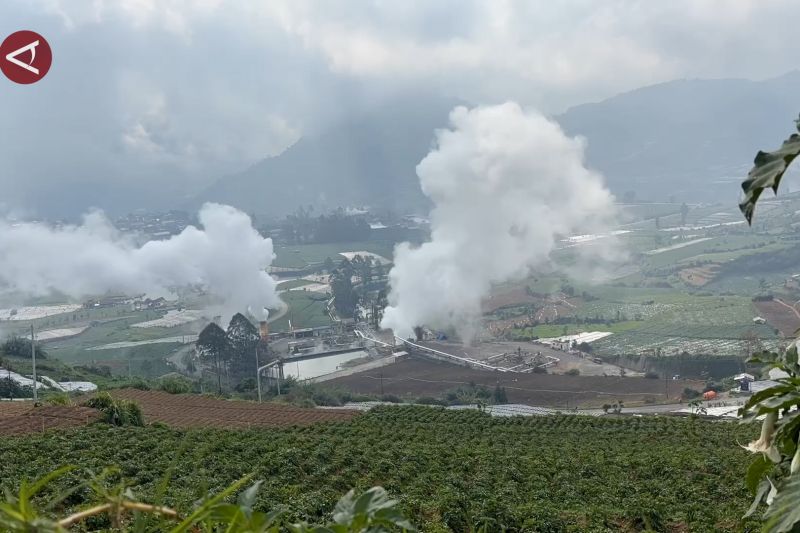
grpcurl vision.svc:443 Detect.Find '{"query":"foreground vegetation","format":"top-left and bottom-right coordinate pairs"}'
top-left (1, 406), bottom-right (757, 531)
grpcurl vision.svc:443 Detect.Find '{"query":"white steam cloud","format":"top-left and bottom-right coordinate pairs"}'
top-left (381, 102), bottom-right (618, 340)
top-left (0, 203), bottom-right (280, 319)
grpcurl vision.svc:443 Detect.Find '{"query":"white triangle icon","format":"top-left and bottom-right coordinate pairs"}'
top-left (5, 40), bottom-right (39, 75)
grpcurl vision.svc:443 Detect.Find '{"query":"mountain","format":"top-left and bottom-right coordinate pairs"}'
top-left (192, 95), bottom-right (460, 218)
top-left (196, 72), bottom-right (800, 216)
top-left (556, 71), bottom-right (800, 202)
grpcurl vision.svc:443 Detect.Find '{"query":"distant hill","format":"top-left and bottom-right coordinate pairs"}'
top-left (195, 72), bottom-right (800, 216)
top-left (557, 71), bottom-right (800, 202)
top-left (192, 94), bottom-right (460, 218)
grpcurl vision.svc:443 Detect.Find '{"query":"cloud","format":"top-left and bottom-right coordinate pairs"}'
top-left (2, 0), bottom-right (800, 216)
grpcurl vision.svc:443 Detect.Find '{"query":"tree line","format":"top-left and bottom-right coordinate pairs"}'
top-left (279, 206), bottom-right (371, 244)
top-left (196, 313), bottom-right (269, 393)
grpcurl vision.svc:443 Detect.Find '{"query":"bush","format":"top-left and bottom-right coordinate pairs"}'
top-left (1, 336), bottom-right (46, 359)
top-left (130, 380), bottom-right (151, 391)
top-left (158, 376), bottom-right (192, 394)
top-left (45, 393), bottom-right (73, 406)
top-left (683, 388), bottom-right (701, 400)
top-left (86, 392), bottom-right (144, 426)
top-left (0, 379), bottom-right (33, 399)
top-left (532, 365), bottom-right (548, 374)
top-left (644, 371), bottom-right (660, 379)
top-left (380, 394), bottom-right (402, 403)
top-left (565, 369), bottom-right (580, 376)
top-left (416, 396), bottom-right (448, 406)
top-left (311, 390), bottom-right (342, 407)
top-left (493, 385), bottom-right (509, 404)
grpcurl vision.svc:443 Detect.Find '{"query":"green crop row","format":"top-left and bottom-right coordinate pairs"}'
top-left (0, 405), bottom-right (759, 532)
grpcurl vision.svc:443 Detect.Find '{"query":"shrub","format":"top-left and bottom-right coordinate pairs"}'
top-left (86, 392), bottom-right (144, 426)
top-left (0, 379), bottom-right (33, 399)
top-left (565, 368), bottom-right (580, 376)
top-left (683, 387), bottom-right (701, 400)
top-left (45, 393), bottom-right (73, 406)
top-left (380, 394), bottom-right (402, 403)
top-left (532, 365), bottom-right (548, 374)
top-left (1, 336), bottom-right (46, 359)
top-left (493, 385), bottom-right (509, 404)
top-left (158, 376), bottom-right (192, 394)
top-left (130, 380), bottom-right (151, 391)
top-left (644, 371), bottom-right (660, 379)
top-left (416, 396), bottom-right (447, 406)
top-left (311, 390), bottom-right (342, 407)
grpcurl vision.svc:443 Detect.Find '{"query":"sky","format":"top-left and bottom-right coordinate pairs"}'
top-left (1, 0), bottom-right (799, 218)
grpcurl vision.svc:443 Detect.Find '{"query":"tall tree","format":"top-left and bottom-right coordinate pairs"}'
top-left (197, 322), bottom-right (229, 394)
top-left (330, 266), bottom-right (358, 319)
top-left (226, 313), bottom-right (260, 379)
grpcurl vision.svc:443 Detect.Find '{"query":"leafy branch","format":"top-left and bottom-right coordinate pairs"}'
top-left (0, 466), bottom-right (415, 532)
top-left (739, 113), bottom-right (800, 532)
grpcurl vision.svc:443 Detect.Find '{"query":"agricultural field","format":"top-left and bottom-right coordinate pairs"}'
top-left (272, 241), bottom-right (395, 269)
top-left (0, 405), bottom-right (100, 436)
top-left (105, 389), bottom-right (359, 429)
top-left (500, 282), bottom-right (782, 358)
top-left (326, 358), bottom-right (697, 407)
top-left (0, 406), bottom-right (758, 531)
top-left (268, 290), bottom-right (334, 333)
top-left (754, 299), bottom-right (800, 336)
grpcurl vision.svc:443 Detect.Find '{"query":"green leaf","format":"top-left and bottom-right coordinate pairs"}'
top-left (745, 479), bottom-right (770, 518)
top-left (237, 480), bottom-right (263, 512)
top-left (747, 456), bottom-right (773, 494)
top-left (169, 475), bottom-right (252, 533)
top-left (740, 115), bottom-right (800, 224)
top-left (763, 475), bottom-right (800, 532)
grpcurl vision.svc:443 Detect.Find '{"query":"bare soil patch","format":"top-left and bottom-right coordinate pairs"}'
top-left (107, 389), bottom-right (359, 429)
top-left (679, 264), bottom-right (720, 287)
top-left (754, 299), bottom-right (800, 336)
top-left (0, 404), bottom-right (100, 436)
top-left (326, 357), bottom-right (697, 408)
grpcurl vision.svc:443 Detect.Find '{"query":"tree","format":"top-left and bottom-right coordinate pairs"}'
top-left (330, 264), bottom-right (358, 319)
top-left (1, 336), bottom-right (46, 359)
top-left (680, 202), bottom-right (689, 225)
top-left (493, 385), bottom-right (508, 404)
top-left (323, 256), bottom-right (335, 273)
top-left (197, 322), bottom-right (229, 394)
top-left (226, 313), bottom-right (260, 379)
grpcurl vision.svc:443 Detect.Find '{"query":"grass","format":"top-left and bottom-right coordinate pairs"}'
top-left (277, 279), bottom-right (323, 290)
top-left (273, 241), bottom-right (396, 269)
top-left (269, 291), bottom-right (333, 332)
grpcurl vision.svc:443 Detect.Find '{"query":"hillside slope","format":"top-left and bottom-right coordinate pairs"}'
top-left (196, 72), bottom-right (800, 216)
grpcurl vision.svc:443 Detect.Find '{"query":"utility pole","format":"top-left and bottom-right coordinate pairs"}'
top-left (256, 342), bottom-right (261, 403)
top-left (30, 324), bottom-right (38, 402)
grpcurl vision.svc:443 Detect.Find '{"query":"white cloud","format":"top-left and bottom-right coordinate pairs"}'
top-left (2, 0), bottom-right (800, 216)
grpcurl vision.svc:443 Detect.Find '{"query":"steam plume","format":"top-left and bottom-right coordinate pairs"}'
top-left (381, 103), bottom-right (618, 340)
top-left (0, 203), bottom-right (280, 319)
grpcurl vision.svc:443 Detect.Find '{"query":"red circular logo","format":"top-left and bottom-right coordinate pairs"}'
top-left (0, 30), bottom-right (52, 84)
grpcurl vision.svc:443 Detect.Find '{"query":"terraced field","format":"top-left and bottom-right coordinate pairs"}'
top-left (0, 404), bottom-right (100, 436)
top-left (0, 390), bottom-right (358, 435)
top-left (107, 389), bottom-right (359, 428)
